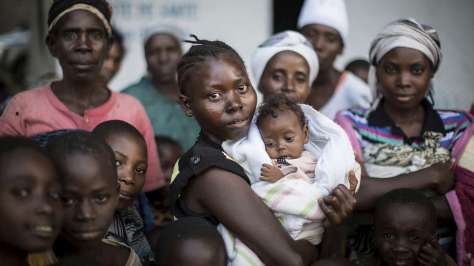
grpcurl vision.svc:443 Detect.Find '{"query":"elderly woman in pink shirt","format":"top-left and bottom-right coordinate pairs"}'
top-left (0, 0), bottom-right (164, 191)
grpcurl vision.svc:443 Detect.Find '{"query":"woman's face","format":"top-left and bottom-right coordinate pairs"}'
top-left (145, 33), bottom-right (182, 82)
top-left (180, 56), bottom-right (257, 142)
top-left (377, 47), bottom-right (433, 110)
top-left (47, 10), bottom-right (109, 83)
top-left (259, 51), bottom-right (311, 103)
top-left (301, 24), bottom-right (342, 71)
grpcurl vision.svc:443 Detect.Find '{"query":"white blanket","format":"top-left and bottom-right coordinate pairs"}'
top-left (220, 104), bottom-right (361, 265)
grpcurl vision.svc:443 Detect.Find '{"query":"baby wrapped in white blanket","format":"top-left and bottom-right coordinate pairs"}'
top-left (220, 100), bottom-right (361, 266)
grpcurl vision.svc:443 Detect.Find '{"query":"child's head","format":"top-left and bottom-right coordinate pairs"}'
top-left (251, 30), bottom-right (319, 103)
top-left (93, 120), bottom-right (147, 208)
top-left (256, 94), bottom-right (308, 159)
top-left (47, 131), bottom-right (118, 244)
top-left (344, 59), bottom-right (369, 83)
top-left (155, 135), bottom-right (182, 183)
top-left (374, 188), bottom-right (437, 266)
top-left (0, 137), bottom-right (63, 254)
top-left (154, 217), bottom-right (227, 266)
top-left (177, 35), bottom-right (257, 142)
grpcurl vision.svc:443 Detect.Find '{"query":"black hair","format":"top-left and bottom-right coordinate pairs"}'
top-left (0, 136), bottom-right (49, 164)
top-left (153, 217), bottom-right (226, 266)
top-left (93, 120), bottom-right (146, 150)
top-left (177, 35), bottom-right (246, 95)
top-left (154, 135), bottom-right (182, 152)
top-left (345, 59), bottom-right (369, 73)
top-left (375, 188), bottom-right (437, 230)
top-left (46, 131), bottom-right (117, 183)
top-left (256, 94), bottom-right (306, 129)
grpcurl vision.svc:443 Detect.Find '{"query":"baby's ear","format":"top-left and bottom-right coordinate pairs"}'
top-left (303, 123), bottom-right (310, 144)
top-left (179, 94), bottom-right (193, 117)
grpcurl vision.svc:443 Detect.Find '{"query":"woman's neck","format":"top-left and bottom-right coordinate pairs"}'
top-left (51, 79), bottom-right (110, 114)
top-left (383, 101), bottom-right (424, 124)
top-left (0, 246), bottom-right (28, 266)
top-left (151, 76), bottom-right (179, 102)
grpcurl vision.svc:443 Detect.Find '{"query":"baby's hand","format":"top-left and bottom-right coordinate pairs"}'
top-left (260, 163), bottom-right (284, 182)
top-left (418, 237), bottom-right (447, 266)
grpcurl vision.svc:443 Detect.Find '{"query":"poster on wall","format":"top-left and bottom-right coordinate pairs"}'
top-left (108, 0), bottom-right (271, 91)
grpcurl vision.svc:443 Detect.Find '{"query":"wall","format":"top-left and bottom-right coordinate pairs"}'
top-left (107, 0), bottom-right (272, 91)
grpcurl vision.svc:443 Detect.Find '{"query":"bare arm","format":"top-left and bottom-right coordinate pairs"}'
top-left (356, 161), bottom-right (454, 211)
top-left (183, 168), bottom-right (315, 266)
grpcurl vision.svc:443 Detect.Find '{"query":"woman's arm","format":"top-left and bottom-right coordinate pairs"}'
top-left (184, 168), bottom-right (315, 266)
top-left (356, 161), bottom-right (454, 211)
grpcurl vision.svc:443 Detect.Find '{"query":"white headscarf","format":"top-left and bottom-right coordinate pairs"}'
top-left (251, 30), bottom-right (319, 90)
top-left (297, 0), bottom-right (349, 45)
top-left (368, 18), bottom-right (442, 100)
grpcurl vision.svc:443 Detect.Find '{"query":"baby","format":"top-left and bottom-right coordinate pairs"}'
top-left (257, 94), bottom-right (316, 184)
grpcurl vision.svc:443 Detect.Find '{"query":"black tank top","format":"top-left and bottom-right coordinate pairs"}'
top-left (169, 132), bottom-right (250, 225)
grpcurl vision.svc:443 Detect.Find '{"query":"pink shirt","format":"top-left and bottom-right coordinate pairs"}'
top-left (0, 85), bottom-right (163, 191)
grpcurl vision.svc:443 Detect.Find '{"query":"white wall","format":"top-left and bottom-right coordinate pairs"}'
top-left (107, 0), bottom-right (272, 92)
top-left (338, 0), bottom-right (474, 111)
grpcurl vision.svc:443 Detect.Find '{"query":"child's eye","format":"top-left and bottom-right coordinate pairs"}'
top-left (295, 73), bottom-right (307, 84)
top-left (62, 197), bottom-right (77, 206)
top-left (89, 30), bottom-right (105, 41)
top-left (409, 235), bottom-right (422, 243)
top-left (115, 160), bottom-right (122, 167)
top-left (285, 136), bottom-right (294, 142)
top-left (272, 73), bottom-right (284, 82)
top-left (135, 167), bottom-right (146, 175)
top-left (95, 195), bottom-right (109, 204)
top-left (49, 191), bottom-right (61, 201)
top-left (208, 92), bottom-right (222, 101)
top-left (383, 233), bottom-right (394, 240)
top-left (13, 188), bottom-right (31, 198)
top-left (264, 142), bottom-right (274, 148)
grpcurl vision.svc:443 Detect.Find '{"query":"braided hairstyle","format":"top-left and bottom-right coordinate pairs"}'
top-left (177, 35), bottom-right (247, 96)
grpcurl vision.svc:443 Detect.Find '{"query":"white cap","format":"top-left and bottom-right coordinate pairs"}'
top-left (251, 30), bottom-right (319, 90)
top-left (297, 0), bottom-right (349, 45)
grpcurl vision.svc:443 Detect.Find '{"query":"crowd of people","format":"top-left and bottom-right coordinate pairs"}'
top-left (0, 0), bottom-right (473, 265)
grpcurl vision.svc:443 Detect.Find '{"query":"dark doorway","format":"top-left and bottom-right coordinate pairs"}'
top-left (273, 0), bottom-right (304, 33)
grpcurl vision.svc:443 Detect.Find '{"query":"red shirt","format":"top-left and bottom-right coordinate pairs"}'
top-left (0, 85), bottom-right (163, 191)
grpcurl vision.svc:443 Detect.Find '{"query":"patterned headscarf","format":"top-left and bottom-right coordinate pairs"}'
top-left (47, 0), bottom-right (113, 37)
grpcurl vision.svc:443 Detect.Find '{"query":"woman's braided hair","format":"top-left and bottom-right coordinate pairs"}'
top-left (177, 35), bottom-right (246, 95)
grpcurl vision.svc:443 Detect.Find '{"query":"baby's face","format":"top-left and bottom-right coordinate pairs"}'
top-left (259, 109), bottom-right (308, 159)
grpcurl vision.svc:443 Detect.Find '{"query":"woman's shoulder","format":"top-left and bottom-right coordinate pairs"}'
top-left (7, 85), bottom-right (51, 105)
top-left (435, 108), bottom-right (473, 127)
top-left (335, 107), bottom-right (371, 125)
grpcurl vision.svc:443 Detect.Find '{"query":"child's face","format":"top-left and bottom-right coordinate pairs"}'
top-left (105, 134), bottom-right (147, 208)
top-left (59, 152), bottom-right (118, 243)
top-left (180, 56), bottom-right (257, 142)
top-left (375, 203), bottom-right (435, 266)
top-left (259, 109), bottom-right (309, 159)
top-left (158, 143), bottom-right (182, 183)
top-left (0, 149), bottom-right (63, 253)
top-left (259, 51), bottom-right (311, 103)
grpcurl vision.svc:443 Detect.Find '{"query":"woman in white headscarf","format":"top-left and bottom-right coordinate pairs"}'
top-left (335, 18), bottom-right (473, 265)
top-left (298, 0), bottom-right (372, 119)
top-left (251, 30), bottom-right (319, 104)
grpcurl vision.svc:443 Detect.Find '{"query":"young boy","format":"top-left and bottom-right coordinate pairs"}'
top-left (47, 131), bottom-right (141, 266)
top-left (372, 188), bottom-right (457, 266)
top-left (153, 217), bottom-right (227, 266)
top-left (93, 120), bottom-right (154, 265)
